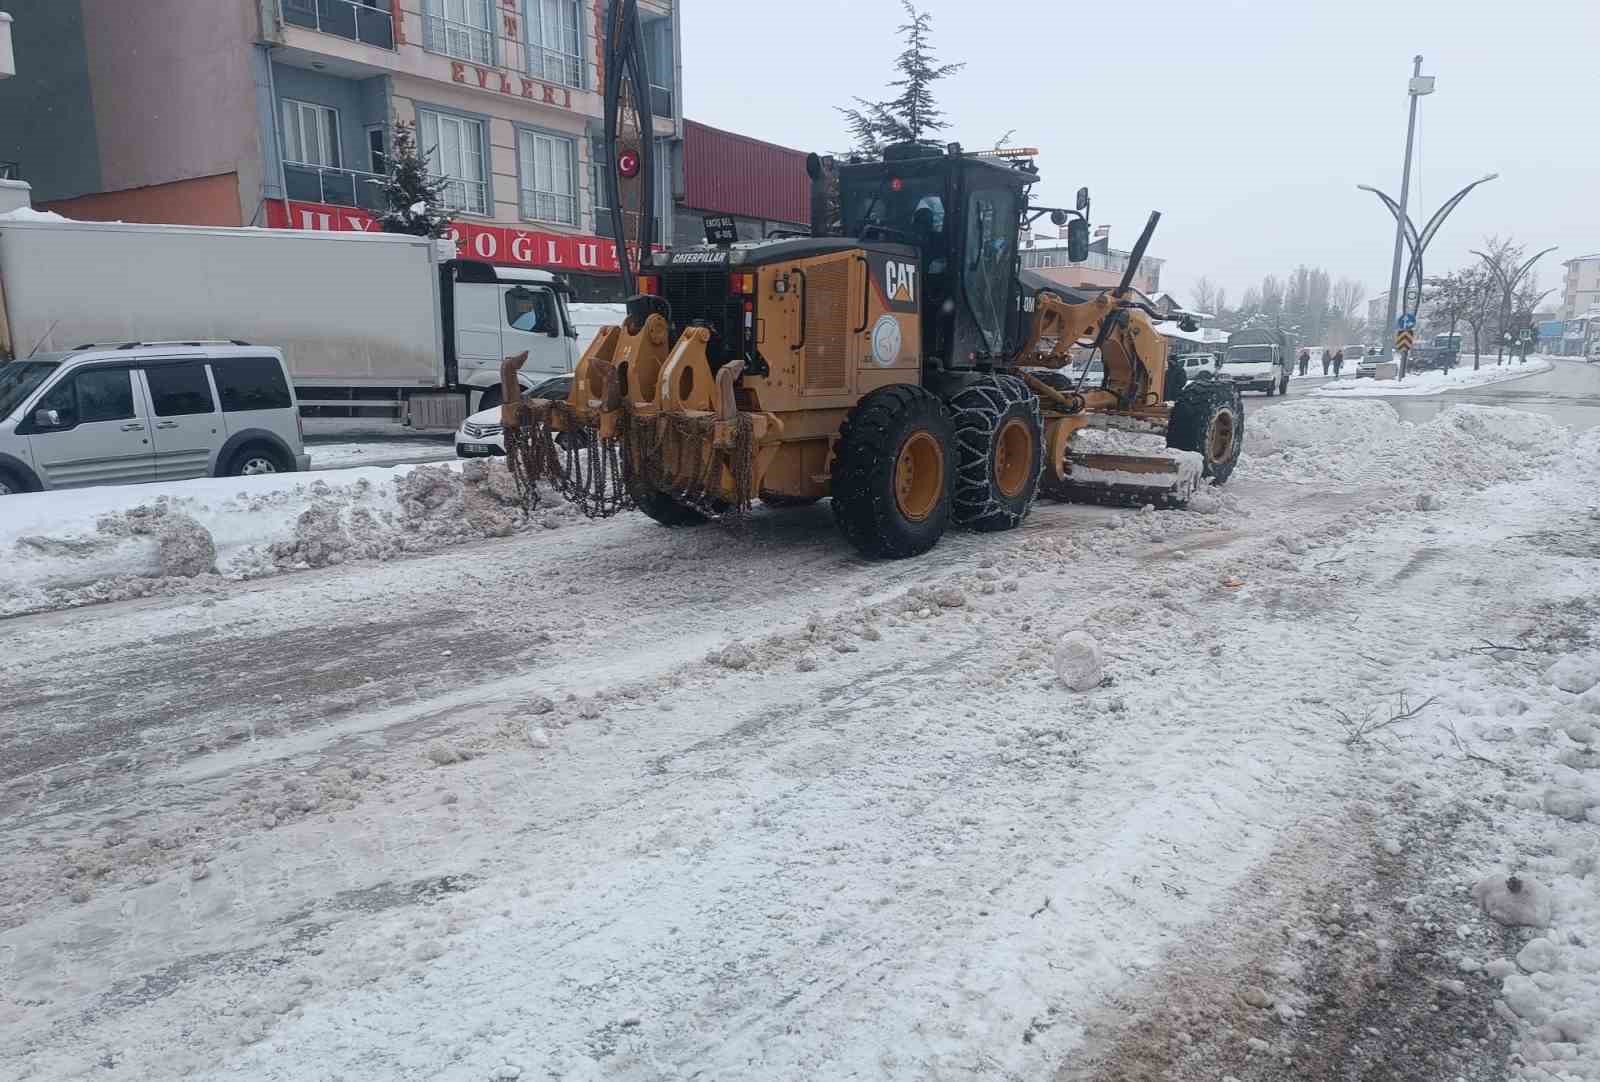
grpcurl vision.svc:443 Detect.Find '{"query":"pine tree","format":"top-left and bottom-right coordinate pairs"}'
top-left (838, 1), bottom-right (965, 153)
top-left (377, 120), bottom-right (452, 239)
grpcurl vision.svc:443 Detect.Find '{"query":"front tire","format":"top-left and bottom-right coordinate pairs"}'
top-left (947, 374), bottom-right (1042, 532)
top-left (830, 385), bottom-right (954, 558)
top-left (1168, 382), bottom-right (1244, 485)
top-left (228, 444), bottom-right (290, 477)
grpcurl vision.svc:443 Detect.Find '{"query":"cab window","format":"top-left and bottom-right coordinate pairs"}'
top-left (962, 188), bottom-right (1018, 354)
top-left (505, 287), bottom-right (555, 334)
top-left (35, 367), bottom-right (136, 427)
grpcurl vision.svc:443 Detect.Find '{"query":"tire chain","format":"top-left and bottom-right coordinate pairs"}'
top-left (504, 398), bottom-right (756, 521)
top-left (947, 374), bottom-right (1040, 526)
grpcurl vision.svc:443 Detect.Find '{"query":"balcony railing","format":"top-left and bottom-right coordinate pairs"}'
top-left (282, 0), bottom-right (395, 50)
top-left (423, 13), bottom-right (493, 65)
top-left (527, 47), bottom-right (585, 90)
top-left (434, 175), bottom-right (488, 217)
top-left (284, 162), bottom-right (388, 212)
top-left (519, 189), bottom-right (576, 227)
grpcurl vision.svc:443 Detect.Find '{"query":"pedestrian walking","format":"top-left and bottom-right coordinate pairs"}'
top-left (1298, 349), bottom-right (1309, 377)
top-left (1321, 349), bottom-right (1330, 376)
top-left (1332, 349), bottom-right (1344, 377)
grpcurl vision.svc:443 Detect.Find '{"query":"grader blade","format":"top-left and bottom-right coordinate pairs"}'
top-left (1056, 449), bottom-right (1203, 504)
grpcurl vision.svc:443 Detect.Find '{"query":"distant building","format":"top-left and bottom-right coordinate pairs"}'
top-left (1368, 291), bottom-right (1388, 331)
top-left (671, 120), bottom-right (808, 246)
top-left (1559, 254), bottom-right (1600, 320)
top-left (1020, 225), bottom-right (1163, 295)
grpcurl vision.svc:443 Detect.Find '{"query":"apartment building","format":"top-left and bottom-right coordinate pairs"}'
top-left (1559, 253), bottom-right (1600, 321)
top-left (1019, 227), bottom-right (1163, 295)
top-left (0, 0), bottom-right (680, 296)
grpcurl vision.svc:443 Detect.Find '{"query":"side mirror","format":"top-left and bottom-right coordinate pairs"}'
top-left (1076, 186), bottom-right (1090, 213)
top-left (34, 408), bottom-right (61, 429)
top-left (1066, 218), bottom-right (1089, 263)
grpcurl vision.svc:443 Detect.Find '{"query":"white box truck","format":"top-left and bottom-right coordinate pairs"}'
top-left (0, 218), bottom-right (583, 431)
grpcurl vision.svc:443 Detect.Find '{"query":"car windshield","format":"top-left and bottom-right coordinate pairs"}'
top-left (1225, 345), bottom-right (1274, 364)
top-left (0, 360), bottom-right (61, 420)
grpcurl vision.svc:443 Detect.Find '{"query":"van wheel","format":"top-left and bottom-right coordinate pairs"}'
top-left (830, 384), bottom-right (954, 558)
top-left (0, 468), bottom-right (27, 495)
top-left (228, 445), bottom-right (290, 477)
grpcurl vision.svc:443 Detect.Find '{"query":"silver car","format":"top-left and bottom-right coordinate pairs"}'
top-left (0, 342), bottom-right (309, 494)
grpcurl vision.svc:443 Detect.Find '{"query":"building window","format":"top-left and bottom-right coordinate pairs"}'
top-left (518, 129), bottom-right (577, 225)
top-left (366, 125), bottom-right (387, 175)
top-left (282, 99), bottom-right (341, 168)
top-left (424, 0), bottom-right (493, 64)
top-left (419, 109), bottom-right (488, 215)
top-left (528, 0), bottom-right (584, 89)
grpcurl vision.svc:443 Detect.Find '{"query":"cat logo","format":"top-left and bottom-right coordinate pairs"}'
top-left (885, 260), bottom-right (917, 306)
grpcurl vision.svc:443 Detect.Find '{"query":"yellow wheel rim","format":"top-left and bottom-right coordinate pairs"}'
top-left (993, 417), bottom-right (1032, 498)
top-left (1207, 409), bottom-right (1236, 462)
top-left (894, 431), bottom-right (944, 522)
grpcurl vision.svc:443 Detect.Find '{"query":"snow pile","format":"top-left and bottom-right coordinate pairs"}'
top-left (1310, 357), bottom-right (1553, 397)
top-left (0, 206), bottom-right (71, 223)
top-left (0, 460), bottom-right (558, 616)
top-left (1243, 399), bottom-right (1571, 489)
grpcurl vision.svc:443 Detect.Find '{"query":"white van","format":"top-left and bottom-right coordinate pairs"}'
top-left (0, 342), bottom-right (308, 494)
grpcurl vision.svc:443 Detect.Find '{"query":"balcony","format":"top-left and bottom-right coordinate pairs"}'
top-left (519, 189), bottom-right (576, 227)
top-left (282, 0), bottom-right (395, 50)
top-left (423, 13), bottom-right (493, 65)
top-left (649, 83), bottom-right (673, 118)
top-left (434, 175), bottom-right (488, 217)
top-left (284, 162), bottom-right (388, 212)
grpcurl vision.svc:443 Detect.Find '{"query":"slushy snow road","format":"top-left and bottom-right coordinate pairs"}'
top-left (2, 399), bottom-right (1599, 1082)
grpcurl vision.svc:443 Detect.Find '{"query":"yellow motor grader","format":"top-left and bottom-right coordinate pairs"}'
top-left (499, 142), bottom-right (1243, 558)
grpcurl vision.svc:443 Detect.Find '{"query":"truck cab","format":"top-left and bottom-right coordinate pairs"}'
top-left (446, 261), bottom-right (580, 411)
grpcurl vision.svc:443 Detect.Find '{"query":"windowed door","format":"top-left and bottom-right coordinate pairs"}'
top-left (282, 99), bottom-right (341, 168)
top-left (961, 187), bottom-right (1020, 357)
top-left (140, 362), bottom-right (222, 481)
top-left (23, 367), bottom-right (154, 488)
top-left (419, 110), bottom-right (486, 214)
top-left (517, 129), bottom-right (575, 224)
top-left (529, 0), bottom-right (582, 88)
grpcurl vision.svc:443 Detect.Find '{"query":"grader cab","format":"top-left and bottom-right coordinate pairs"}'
top-left (497, 136), bottom-right (1243, 558)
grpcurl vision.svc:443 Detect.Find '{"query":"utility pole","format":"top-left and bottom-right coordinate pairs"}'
top-left (1383, 56), bottom-right (1433, 376)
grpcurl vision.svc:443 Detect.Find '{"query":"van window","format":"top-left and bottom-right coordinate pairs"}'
top-left (145, 363), bottom-right (216, 416)
top-left (36, 368), bottom-right (136, 426)
top-left (213, 356), bottom-right (292, 412)
top-left (506, 287), bottom-right (554, 333)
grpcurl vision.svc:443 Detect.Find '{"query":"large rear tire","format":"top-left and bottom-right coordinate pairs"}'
top-left (830, 384), bottom-right (954, 558)
top-left (1168, 382), bottom-right (1244, 484)
top-left (947, 374), bottom-right (1042, 532)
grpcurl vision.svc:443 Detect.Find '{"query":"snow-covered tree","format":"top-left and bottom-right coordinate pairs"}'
top-left (838, 1), bottom-right (965, 153)
top-left (376, 120), bottom-right (452, 239)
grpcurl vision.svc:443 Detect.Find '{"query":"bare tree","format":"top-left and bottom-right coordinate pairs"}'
top-left (1460, 265), bottom-right (1499, 369)
top-left (1190, 276), bottom-right (1220, 316)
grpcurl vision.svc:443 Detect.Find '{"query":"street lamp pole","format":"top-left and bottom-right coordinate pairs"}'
top-left (1383, 56), bottom-right (1433, 368)
top-left (1472, 246), bottom-right (1556, 366)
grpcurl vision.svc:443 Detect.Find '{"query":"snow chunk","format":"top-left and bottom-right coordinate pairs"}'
top-left (711, 642), bottom-right (754, 670)
top-left (1053, 631), bottom-right (1104, 691)
top-left (526, 725), bottom-right (551, 749)
top-left (1472, 873), bottom-right (1553, 928)
top-left (1517, 938), bottom-right (1560, 974)
top-left (1502, 974), bottom-right (1548, 1023)
top-left (1547, 654), bottom-right (1600, 695)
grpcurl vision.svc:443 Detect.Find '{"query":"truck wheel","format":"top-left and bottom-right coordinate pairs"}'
top-left (947, 374), bottom-right (1041, 532)
top-left (830, 384), bottom-right (954, 558)
top-left (228, 444), bottom-right (290, 477)
top-left (1168, 383), bottom-right (1243, 484)
top-left (0, 467), bottom-right (27, 495)
top-left (634, 488), bottom-right (712, 527)
top-left (1263, 380), bottom-right (1276, 397)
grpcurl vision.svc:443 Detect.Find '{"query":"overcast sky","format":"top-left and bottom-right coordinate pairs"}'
top-left (682, 0), bottom-right (1597, 314)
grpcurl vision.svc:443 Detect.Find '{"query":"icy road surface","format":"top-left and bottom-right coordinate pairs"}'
top-left (3, 400), bottom-right (1600, 1082)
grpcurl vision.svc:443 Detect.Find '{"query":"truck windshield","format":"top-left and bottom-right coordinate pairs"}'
top-left (1225, 345), bottom-right (1274, 364)
top-left (0, 361), bottom-right (60, 420)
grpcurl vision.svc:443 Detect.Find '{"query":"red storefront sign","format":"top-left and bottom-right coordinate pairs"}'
top-left (263, 200), bottom-right (639, 274)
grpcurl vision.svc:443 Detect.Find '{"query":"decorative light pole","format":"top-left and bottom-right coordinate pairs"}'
top-left (1360, 173), bottom-right (1496, 376)
top-left (1380, 56), bottom-right (1435, 368)
top-left (1472, 246), bottom-right (1556, 366)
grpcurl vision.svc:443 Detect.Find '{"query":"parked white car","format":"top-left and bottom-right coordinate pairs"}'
top-left (0, 342), bottom-right (308, 494)
top-left (1179, 352), bottom-right (1219, 378)
top-left (453, 375), bottom-right (575, 458)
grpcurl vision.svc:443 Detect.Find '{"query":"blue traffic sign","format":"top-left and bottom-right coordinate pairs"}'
top-left (1398, 313), bottom-right (1416, 329)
